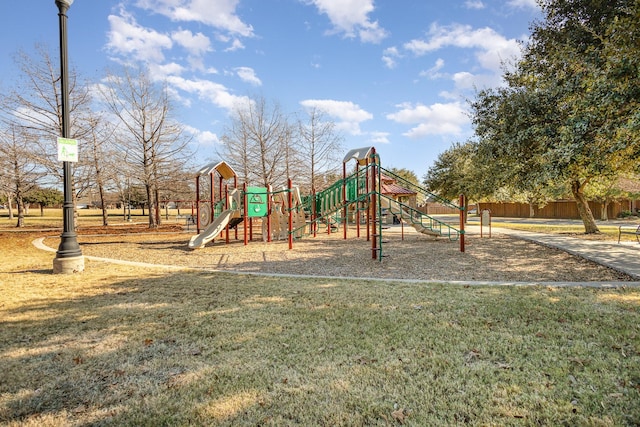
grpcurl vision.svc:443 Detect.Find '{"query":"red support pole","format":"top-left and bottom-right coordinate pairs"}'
top-left (343, 162), bottom-right (348, 240)
top-left (234, 176), bottom-right (239, 240)
top-left (365, 161), bottom-right (370, 242)
top-left (195, 175), bottom-right (201, 233)
top-left (267, 185), bottom-right (273, 243)
top-left (459, 194), bottom-right (466, 253)
top-left (225, 184), bottom-right (230, 244)
top-left (218, 175), bottom-right (223, 208)
top-left (356, 163), bottom-right (361, 238)
top-left (243, 183), bottom-right (248, 246)
top-left (214, 172), bottom-right (216, 224)
top-left (312, 187), bottom-right (317, 238)
top-left (371, 155), bottom-right (377, 259)
top-left (288, 179), bottom-right (293, 250)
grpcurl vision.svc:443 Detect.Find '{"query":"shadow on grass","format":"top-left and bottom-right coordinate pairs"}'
top-left (1, 271), bottom-right (639, 425)
top-left (12, 269), bottom-right (53, 275)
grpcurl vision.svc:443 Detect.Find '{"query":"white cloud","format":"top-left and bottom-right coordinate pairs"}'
top-left (404, 23), bottom-right (521, 73)
top-left (508, 0), bottom-right (539, 10)
top-left (452, 71), bottom-right (499, 90)
top-left (235, 67), bottom-right (262, 86)
top-left (171, 29), bottom-right (212, 56)
top-left (184, 125), bottom-right (220, 146)
top-left (358, 21), bottom-right (388, 44)
top-left (451, 71), bottom-right (476, 90)
top-left (402, 23), bottom-right (522, 91)
top-left (148, 62), bottom-right (186, 79)
top-left (135, 0), bottom-right (254, 37)
top-left (197, 130), bottom-right (220, 145)
top-left (305, 0), bottom-right (388, 43)
top-left (224, 38), bottom-right (245, 52)
top-left (166, 75), bottom-right (252, 111)
top-left (107, 12), bottom-right (172, 63)
top-left (419, 58), bottom-right (445, 79)
top-left (386, 102), bottom-right (469, 139)
top-left (300, 99), bottom-right (373, 135)
top-left (369, 131), bottom-right (390, 144)
top-left (464, 0), bottom-right (485, 9)
top-left (382, 46), bottom-right (401, 69)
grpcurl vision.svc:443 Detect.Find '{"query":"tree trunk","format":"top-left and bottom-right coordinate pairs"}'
top-left (95, 169), bottom-right (109, 226)
top-left (154, 187), bottom-right (161, 226)
top-left (145, 184), bottom-right (157, 228)
top-left (571, 180), bottom-right (600, 234)
top-left (16, 197), bottom-right (25, 228)
top-left (601, 200), bottom-right (609, 221)
top-left (6, 194), bottom-right (14, 220)
top-left (98, 183), bottom-right (108, 226)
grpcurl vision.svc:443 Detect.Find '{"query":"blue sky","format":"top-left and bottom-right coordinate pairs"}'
top-left (0, 0), bottom-right (540, 179)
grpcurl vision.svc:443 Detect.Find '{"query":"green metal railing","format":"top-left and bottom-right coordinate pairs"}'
top-left (285, 160), bottom-right (464, 260)
top-left (379, 166), bottom-right (463, 211)
top-left (379, 194), bottom-right (461, 241)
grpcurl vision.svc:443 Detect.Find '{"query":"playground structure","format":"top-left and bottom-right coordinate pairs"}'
top-left (188, 147), bottom-right (465, 259)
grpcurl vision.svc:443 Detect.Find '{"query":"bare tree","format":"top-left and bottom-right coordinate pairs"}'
top-left (5, 45), bottom-right (92, 191)
top-left (0, 124), bottom-right (46, 227)
top-left (83, 117), bottom-right (120, 225)
top-left (220, 123), bottom-right (251, 184)
top-left (297, 107), bottom-right (343, 191)
top-left (220, 96), bottom-right (291, 187)
top-left (99, 66), bottom-right (191, 228)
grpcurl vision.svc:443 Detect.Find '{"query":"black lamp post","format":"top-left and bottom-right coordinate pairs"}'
top-left (53, 0), bottom-right (84, 274)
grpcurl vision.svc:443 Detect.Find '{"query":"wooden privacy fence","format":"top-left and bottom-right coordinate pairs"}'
top-left (418, 203), bottom-right (459, 215)
top-left (477, 200), bottom-right (634, 220)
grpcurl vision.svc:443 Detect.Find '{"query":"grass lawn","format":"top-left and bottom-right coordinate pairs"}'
top-left (0, 208), bottom-right (170, 229)
top-left (1, 228), bottom-right (640, 425)
top-left (487, 221), bottom-right (638, 243)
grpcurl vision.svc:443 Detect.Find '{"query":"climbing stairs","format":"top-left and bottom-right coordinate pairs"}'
top-left (379, 194), bottom-right (460, 240)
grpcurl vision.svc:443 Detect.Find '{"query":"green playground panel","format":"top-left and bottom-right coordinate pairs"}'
top-left (346, 176), bottom-right (357, 201)
top-left (246, 186), bottom-right (268, 217)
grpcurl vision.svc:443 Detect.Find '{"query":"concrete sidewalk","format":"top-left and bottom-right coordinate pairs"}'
top-left (492, 227), bottom-right (640, 280)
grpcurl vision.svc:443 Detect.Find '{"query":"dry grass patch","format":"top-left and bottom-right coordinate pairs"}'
top-left (1, 232), bottom-right (639, 426)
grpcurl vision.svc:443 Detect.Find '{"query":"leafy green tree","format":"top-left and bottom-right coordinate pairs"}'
top-left (389, 168), bottom-right (419, 186)
top-left (471, 0), bottom-right (638, 233)
top-left (600, 0), bottom-right (640, 166)
top-left (424, 141), bottom-right (480, 202)
top-left (24, 188), bottom-right (63, 216)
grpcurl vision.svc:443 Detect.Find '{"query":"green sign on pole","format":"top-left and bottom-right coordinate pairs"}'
top-left (57, 137), bottom-right (78, 162)
top-left (246, 186), bottom-right (268, 217)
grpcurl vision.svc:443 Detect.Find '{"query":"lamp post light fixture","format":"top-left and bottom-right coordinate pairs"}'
top-left (53, 0), bottom-right (84, 274)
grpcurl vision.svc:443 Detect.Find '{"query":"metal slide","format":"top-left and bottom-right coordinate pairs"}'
top-left (188, 209), bottom-right (236, 249)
